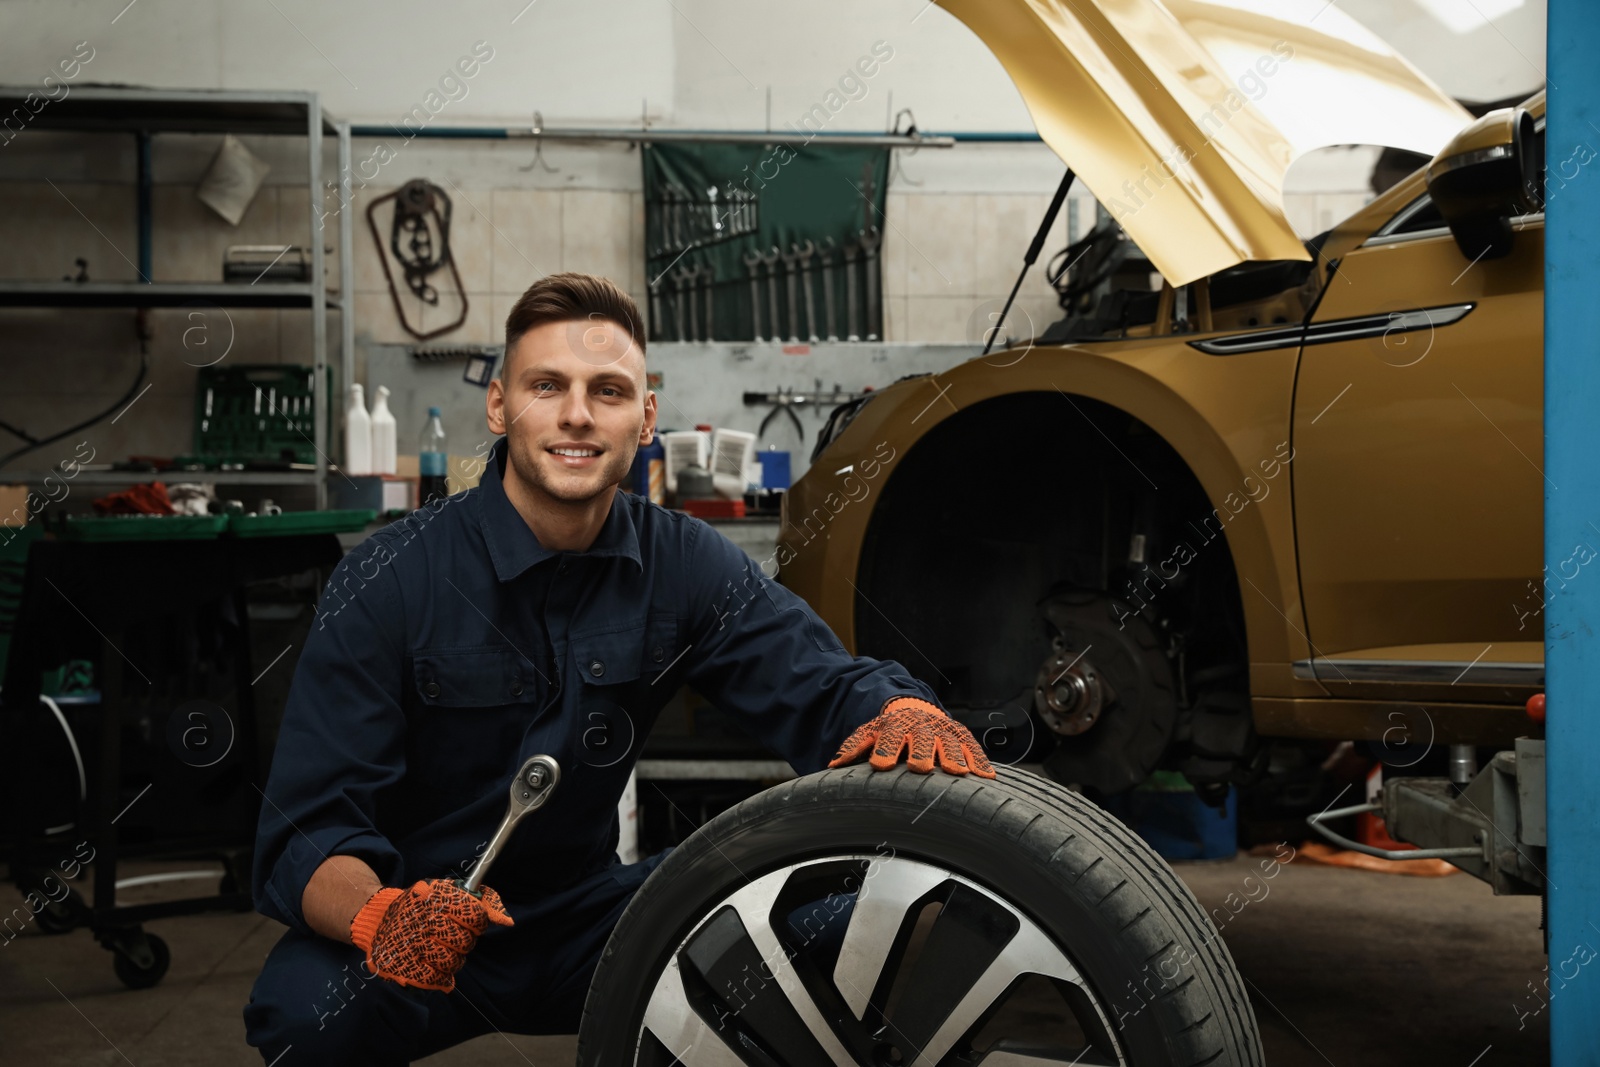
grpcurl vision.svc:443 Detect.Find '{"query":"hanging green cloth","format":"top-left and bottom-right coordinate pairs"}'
top-left (641, 140), bottom-right (888, 343)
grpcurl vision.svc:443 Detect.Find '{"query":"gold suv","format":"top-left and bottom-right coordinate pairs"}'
top-left (779, 1), bottom-right (1546, 797)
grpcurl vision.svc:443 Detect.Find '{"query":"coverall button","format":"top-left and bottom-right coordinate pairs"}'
top-left (651, 646), bottom-right (665, 662)
top-left (589, 660), bottom-right (605, 678)
top-left (510, 680), bottom-right (524, 696)
top-left (423, 681), bottom-right (441, 698)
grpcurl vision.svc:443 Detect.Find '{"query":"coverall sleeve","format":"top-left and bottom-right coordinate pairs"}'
top-left (251, 535), bottom-right (409, 934)
top-left (680, 520), bottom-right (940, 774)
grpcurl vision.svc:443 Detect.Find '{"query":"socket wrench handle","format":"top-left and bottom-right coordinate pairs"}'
top-left (458, 754), bottom-right (561, 896)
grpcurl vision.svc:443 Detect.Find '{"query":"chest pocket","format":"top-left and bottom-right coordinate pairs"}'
top-left (567, 613), bottom-right (682, 769)
top-left (405, 646), bottom-right (548, 809)
top-left (412, 646), bottom-right (546, 707)
top-left (568, 612), bottom-right (682, 688)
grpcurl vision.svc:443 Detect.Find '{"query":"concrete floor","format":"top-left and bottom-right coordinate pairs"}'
top-left (0, 852), bottom-right (1549, 1065)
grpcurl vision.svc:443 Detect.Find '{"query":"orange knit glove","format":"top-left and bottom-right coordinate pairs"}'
top-left (828, 696), bottom-right (996, 778)
top-left (349, 878), bottom-right (514, 993)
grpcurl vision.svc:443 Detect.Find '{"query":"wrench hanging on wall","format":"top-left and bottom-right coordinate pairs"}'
top-left (859, 225), bottom-right (882, 342)
top-left (819, 237), bottom-right (839, 342)
top-left (842, 236), bottom-right (862, 342)
top-left (761, 246), bottom-right (783, 344)
top-left (796, 239), bottom-right (820, 343)
top-left (743, 249), bottom-right (765, 342)
top-left (780, 243), bottom-right (803, 344)
top-left (702, 262), bottom-right (716, 342)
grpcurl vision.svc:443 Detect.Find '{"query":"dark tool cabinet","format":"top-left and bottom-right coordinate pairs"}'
top-left (1, 532), bottom-right (341, 987)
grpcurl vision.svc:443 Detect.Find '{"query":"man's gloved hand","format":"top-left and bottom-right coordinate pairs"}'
top-left (349, 878), bottom-right (514, 993)
top-left (828, 696), bottom-right (996, 779)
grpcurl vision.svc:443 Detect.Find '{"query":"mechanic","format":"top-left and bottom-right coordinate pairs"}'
top-left (242, 272), bottom-right (994, 1063)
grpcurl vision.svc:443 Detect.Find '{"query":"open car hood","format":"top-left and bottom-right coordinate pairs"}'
top-left (938, 0), bottom-right (1473, 286)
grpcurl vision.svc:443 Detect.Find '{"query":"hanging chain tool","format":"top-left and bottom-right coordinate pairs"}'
top-left (456, 755), bottom-right (561, 897)
top-left (366, 178), bottom-right (469, 340)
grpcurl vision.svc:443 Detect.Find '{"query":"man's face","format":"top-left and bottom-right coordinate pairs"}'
top-left (487, 316), bottom-right (656, 505)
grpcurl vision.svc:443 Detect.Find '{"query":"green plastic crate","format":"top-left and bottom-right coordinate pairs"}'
top-left (59, 514), bottom-right (230, 542)
top-left (193, 364), bottom-right (331, 466)
top-left (228, 508), bottom-right (376, 537)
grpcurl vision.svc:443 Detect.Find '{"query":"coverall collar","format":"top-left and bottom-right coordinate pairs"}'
top-left (478, 435), bottom-right (643, 582)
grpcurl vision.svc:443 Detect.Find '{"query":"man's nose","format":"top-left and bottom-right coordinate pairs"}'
top-left (558, 388), bottom-right (594, 428)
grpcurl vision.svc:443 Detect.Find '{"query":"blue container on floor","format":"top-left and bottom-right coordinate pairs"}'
top-left (1099, 773), bottom-right (1237, 860)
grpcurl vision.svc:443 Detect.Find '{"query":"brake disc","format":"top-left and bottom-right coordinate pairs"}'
top-left (1037, 588), bottom-right (1179, 794)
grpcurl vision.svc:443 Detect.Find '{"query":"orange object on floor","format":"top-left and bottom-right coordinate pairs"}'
top-left (1291, 839), bottom-right (1459, 877)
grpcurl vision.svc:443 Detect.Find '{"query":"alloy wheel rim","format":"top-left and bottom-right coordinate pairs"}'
top-left (635, 853), bottom-right (1128, 1066)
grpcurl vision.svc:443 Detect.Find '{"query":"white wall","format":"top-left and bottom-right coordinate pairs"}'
top-left (0, 0), bottom-right (1548, 476)
top-left (0, 0), bottom-right (1541, 129)
top-left (0, 0), bottom-right (1034, 130)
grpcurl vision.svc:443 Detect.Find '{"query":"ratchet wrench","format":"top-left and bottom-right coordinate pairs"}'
top-left (456, 754), bottom-right (561, 896)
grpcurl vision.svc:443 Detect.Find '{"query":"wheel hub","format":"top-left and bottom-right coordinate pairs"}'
top-left (1034, 641), bottom-right (1111, 736)
top-left (1035, 588), bottom-right (1180, 794)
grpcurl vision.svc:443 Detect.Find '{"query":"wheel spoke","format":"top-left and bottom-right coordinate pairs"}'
top-left (677, 906), bottom-right (839, 1067)
top-left (910, 903), bottom-right (1110, 1067)
top-left (832, 855), bottom-right (950, 1019)
top-left (723, 873), bottom-right (859, 1063)
top-left (640, 954), bottom-right (748, 1067)
top-left (890, 881), bottom-right (1022, 1061)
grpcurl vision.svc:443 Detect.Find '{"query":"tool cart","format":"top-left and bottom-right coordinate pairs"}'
top-left (0, 512), bottom-right (371, 987)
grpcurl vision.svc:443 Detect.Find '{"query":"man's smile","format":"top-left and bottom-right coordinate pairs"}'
top-left (547, 442), bottom-right (605, 467)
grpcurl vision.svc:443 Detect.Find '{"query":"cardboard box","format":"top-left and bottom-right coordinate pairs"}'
top-left (0, 484), bottom-right (30, 527)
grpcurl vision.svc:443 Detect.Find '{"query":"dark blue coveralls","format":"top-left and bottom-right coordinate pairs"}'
top-left (243, 435), bottom-right (937, 1063)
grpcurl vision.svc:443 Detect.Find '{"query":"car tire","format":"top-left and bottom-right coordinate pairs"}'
top-left (577, 765), bottom-right (1262, 1067)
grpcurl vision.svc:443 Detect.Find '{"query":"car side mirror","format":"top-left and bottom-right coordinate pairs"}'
top-left (1426, 107), bottom-right (1540, 261)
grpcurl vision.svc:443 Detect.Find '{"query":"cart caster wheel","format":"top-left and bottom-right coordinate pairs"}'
top-left (34, 895), bottom-right (82, 935)
top-left (112, 933), bottom-right (170, 990)
top-left (14, 877), bottom-right (87, 935)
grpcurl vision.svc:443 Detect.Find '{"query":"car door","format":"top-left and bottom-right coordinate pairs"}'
top-left (1289, 196), bottom-right (1544, 701)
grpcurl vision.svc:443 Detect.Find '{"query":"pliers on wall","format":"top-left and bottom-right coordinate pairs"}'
top-left (757, 386), bottom-right (807, 447)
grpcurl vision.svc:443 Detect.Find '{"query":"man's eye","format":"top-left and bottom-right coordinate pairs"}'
top-left (533, 382), bottom-right (556, 393)
top-left (600, 387), bottom-right (620, 397)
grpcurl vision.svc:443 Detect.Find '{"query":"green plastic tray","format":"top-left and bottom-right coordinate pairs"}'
top-left (60, 514), bottom-right (231, 542)
top-left (228, 509), bottom-right (376, 537)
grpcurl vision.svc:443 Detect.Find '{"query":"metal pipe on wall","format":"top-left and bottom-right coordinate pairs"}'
top-left (347, 123), bottom-right (987, 148)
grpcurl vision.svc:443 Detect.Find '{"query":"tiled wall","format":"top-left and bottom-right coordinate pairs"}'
top-left (881, 190), bottom-right (1089, 349)
top-left (351, 185), bottom-right (645, 352)
top-left (0, 132), bottom-right (1362, 476)
top-left (350, 183), bottom-right (1085, 353)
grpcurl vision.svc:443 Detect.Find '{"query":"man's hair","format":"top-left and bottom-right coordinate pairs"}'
top-left (502, 272), bottom-right (645, 365)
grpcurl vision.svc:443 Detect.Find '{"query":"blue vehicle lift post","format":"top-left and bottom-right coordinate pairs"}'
top-left (1546, 0), bottom-right (1600, 1059)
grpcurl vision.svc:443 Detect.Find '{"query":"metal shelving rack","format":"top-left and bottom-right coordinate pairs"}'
top-left (0, 87), bottom-right (354, 509)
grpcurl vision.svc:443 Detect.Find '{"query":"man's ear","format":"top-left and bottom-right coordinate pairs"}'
top-left (639, 391), bottom-right (658, 445)
top-left (486, 377), bottom-right (506, 435)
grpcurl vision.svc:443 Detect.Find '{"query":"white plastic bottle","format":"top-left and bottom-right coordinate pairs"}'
top-left (370, 385), bottom-right (397, 475)
top-left (344, 384), bottom-right (371, 476)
